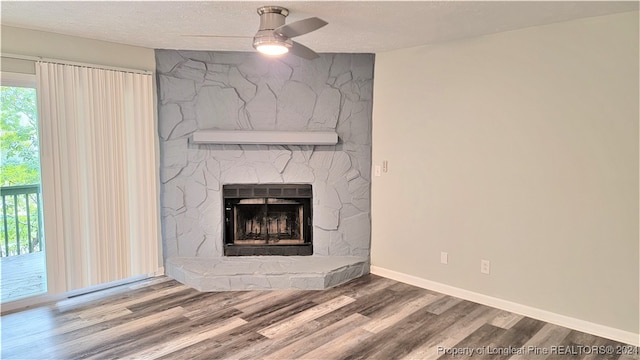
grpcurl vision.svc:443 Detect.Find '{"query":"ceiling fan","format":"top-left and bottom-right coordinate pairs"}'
top-left (186, 6), bottom-right (328, 60)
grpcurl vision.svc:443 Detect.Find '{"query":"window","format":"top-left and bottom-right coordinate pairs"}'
top-left (0, 71), bottom-right (47, 302)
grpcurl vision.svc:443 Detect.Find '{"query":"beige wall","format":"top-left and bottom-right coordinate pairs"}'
top-left (1, 25), bottom-right (155, 73)
top-left (372, 11), bottom-right (639, 335)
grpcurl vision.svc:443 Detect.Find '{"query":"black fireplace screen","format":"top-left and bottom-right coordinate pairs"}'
top-left (223, 184), bottom-right (312, 256)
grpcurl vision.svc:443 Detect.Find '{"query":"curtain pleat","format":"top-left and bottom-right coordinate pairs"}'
top-left (36, 62), bottom-right (159, 293)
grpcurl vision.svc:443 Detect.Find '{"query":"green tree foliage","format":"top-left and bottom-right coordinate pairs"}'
top-left (1, 86), bottom-right (40, 186)
top-left (1, 86), bottom-right (42, 256)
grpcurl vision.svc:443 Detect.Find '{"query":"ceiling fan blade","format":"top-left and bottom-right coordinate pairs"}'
top-left (275, 17), bottom-right (327, 38)
top-left (290, 41), bottom-right (319, 60)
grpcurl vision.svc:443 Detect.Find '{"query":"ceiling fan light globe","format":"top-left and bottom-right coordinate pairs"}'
top-left (256, 44), bottom-right (289, 56)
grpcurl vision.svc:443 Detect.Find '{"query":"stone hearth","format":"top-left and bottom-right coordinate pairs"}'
top-left (166, 256), bottom-right (368, 291)
top-left (156, 50), bottom-right (374, 290)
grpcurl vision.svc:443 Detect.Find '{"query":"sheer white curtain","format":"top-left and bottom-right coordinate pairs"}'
top-left (36, 62), bottom-right (159, 293)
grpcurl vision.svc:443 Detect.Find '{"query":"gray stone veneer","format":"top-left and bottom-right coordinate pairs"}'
top-left (166, 256), bottom-right (369, 291)
top-left (156, 50), bottom-right (374, 289)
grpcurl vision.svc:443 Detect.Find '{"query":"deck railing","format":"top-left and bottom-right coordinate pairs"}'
top-left (0, 184), bottom-right (43, 257)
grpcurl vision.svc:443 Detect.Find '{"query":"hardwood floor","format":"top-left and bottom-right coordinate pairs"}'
top-left (1, 274), bottom-right (638, 359)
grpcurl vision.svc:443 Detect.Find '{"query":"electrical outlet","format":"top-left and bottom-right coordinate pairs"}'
top-left (440, 252), bottom-right (448, 264)
top-left (481, 259), bottom-right (490, 274)
top-left (382, 160), bottom-right (389, 173)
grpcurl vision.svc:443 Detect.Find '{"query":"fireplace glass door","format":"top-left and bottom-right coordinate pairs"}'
top-left (234, 198), bottom-right (304, 245)
top-left (224, 184), bottom-right (312, 256)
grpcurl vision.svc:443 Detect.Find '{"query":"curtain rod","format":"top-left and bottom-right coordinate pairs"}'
top-left (1, 52), bottom-right (153, 75)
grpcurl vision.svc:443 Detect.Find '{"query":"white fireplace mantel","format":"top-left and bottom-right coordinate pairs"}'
top-left (191, 129), bottom-right (339, 145)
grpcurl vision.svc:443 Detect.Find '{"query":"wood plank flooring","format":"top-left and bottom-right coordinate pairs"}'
top-left (1, 274), bottom-right (638, 359)
top-left (0, 252), bottom-right (46, 302)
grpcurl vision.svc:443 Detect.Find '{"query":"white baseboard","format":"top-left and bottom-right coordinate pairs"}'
top-left (370, 265), bottom-right (639, 346)
top-left (1, 271), bottom-right (164, 315)
top-left (153, 266), bottom-right (165, 277)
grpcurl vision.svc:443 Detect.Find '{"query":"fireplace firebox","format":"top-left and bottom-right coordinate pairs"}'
top-left (223, 184), bottom-right (312, 256)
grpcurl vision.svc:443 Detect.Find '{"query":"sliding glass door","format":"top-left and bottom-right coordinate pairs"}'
top-left (0, 72), bottom-right (47, 303)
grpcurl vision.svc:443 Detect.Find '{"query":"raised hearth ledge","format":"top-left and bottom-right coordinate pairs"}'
top-left (190, 130), bottom-right (339, 145)
top-left (165, 256), bottom-right (369, 291)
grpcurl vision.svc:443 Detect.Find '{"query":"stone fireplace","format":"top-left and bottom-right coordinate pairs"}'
top-left (156, 50), bottom-right (374, 290)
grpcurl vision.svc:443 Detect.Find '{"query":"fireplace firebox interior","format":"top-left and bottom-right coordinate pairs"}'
top-left (223, 184), bottom-right (312, 256)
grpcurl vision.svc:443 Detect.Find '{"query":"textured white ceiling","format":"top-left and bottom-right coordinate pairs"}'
top-left (1, 1), bottom-right (637, 53)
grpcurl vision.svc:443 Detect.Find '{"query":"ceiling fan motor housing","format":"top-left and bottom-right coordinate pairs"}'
top-left (257, 6), bottom-right (288, 30)
top-left (253, 6), bottom-right (292, 50)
